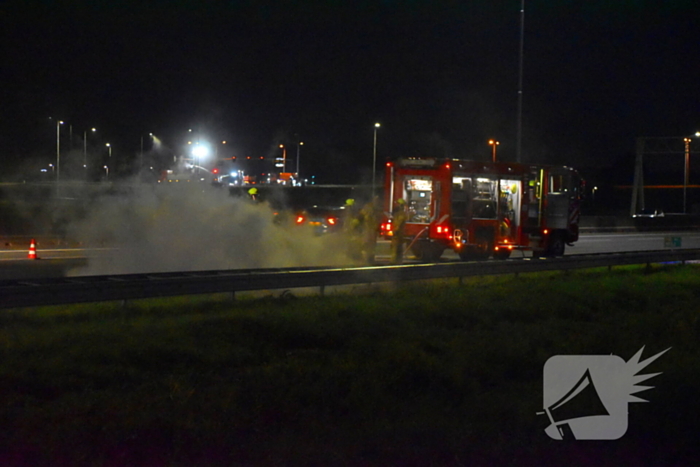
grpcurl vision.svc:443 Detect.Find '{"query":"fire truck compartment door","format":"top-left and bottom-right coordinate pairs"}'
top-left (404, 176), bottom-right (435, 224)
top-left (546, 194), bottom-right (569, 229)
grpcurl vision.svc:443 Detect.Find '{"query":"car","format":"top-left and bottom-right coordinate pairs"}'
top-left (291, 205), bottom-right (346, 235)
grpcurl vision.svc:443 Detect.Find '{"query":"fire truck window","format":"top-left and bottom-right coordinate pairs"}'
top-left (549, 175), bottom-right (566, 194)
top-left (472, 178), bottom-right (497, 219)
top-left (404, 178), bottom-right (433, 223)
top-left (499, 179), bottom-right (521, 230)
top-left (528, 172), bottom-right (543, 200)
top-left (451, 181), bottom-right (470, 223)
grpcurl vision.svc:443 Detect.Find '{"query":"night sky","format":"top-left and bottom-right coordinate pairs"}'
top-left (2, 1), bottom-right (698, 183)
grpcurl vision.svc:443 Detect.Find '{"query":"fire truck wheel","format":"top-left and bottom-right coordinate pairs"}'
top-left (459, 239), bottom-right (492, 261)
top-left (493, 249), bottom-right (511, 260)
top-left (411, 241), bottom-right (444, 262)
top-left (545, 233), bottom-right (566, 257)
top-left (474, 237), bottom-right (493, 260)
top-left (458, 250), bottom-right (474, 261)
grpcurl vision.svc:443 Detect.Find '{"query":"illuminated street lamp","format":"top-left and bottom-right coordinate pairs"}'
top-left (104, 165), bottom-right (109, 180)
top-left (192, 143), bottom-right (209, 174)
top-left (372, 123), bottom-right (381, 197)
top-left (489, 139), bottom-right (500, 163)
top-left (192, 144), bottom-right (209, 159)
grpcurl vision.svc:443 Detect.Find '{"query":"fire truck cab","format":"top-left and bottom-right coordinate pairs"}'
top-left (382, 158), bottom-right (584, 261)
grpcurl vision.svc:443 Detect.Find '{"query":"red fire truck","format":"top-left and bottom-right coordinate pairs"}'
top-left (381, 158), bottom-right (584, 261)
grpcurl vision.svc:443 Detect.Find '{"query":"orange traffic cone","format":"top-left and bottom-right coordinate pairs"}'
top-left (28, 239), bottom-right (39, 260)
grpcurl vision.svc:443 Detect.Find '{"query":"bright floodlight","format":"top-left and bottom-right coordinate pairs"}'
top-left (192, 145), bottom-right (209, 158)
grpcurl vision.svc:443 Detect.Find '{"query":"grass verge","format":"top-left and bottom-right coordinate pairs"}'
top-left (1, 265), bottom-right (699, 466)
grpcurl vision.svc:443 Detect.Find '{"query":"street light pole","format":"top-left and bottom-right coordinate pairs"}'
top-left (56, 120), bottom-right (64, 191)
top-left (684, 137), bottom-right (690, 213)
top-left (106, 143), bottom-right (112, 179)
top-left (279, 144), bottom-right (287, 173)
top-left (140, 133), bottom-right (153, 171)
top-left (296, 140), bottom-right (303, 178)
top-left (489, 140), bottom-right (500, 163)
top-left (516, 0), bottom-right (525, 163)
top-left (84, 128), bottom-right (96, 170)
top-left (372, 123), bottom-right (381, 198)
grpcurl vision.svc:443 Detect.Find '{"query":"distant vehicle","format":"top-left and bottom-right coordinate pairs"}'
top-left (213, 172), bottom-right (243, 187)
top-left (632, 209), bottom-right (664, 218)
top-left (295, 206), bottom-right (345, 235)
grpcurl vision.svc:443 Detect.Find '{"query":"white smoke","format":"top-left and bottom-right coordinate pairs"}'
top-left (67, 183), bottom-right (355, 276)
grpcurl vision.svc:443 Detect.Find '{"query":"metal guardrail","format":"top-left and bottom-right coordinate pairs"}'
top-left (2, 249), bottom-right (700, 309)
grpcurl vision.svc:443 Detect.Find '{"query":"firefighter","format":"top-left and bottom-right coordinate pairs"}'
top-left (390, 198), bottom-right (407, 264)
top-left (247, 187), bottom-right (259, 202)
top-left (343, 198), bottom-right (363, 261)
top-left (359, 197), bottom-right (380, 264)
top-left (342, 199), bottom-right (358, 229)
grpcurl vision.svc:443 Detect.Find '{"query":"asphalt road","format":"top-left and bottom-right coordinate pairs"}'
top-left (434, 231), bottom-right (700, 260)
top-left (1, 231), bottom-right (699, 281)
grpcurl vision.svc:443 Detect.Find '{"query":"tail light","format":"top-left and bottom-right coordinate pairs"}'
top-left (381, 222), bottom-right (393, 236)
top-left (433, 224), bottom-right (452, 239)
top-left (295, 215), bottom-right (305, 224)
top-left (327, 217), bottom-right (337, 225)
